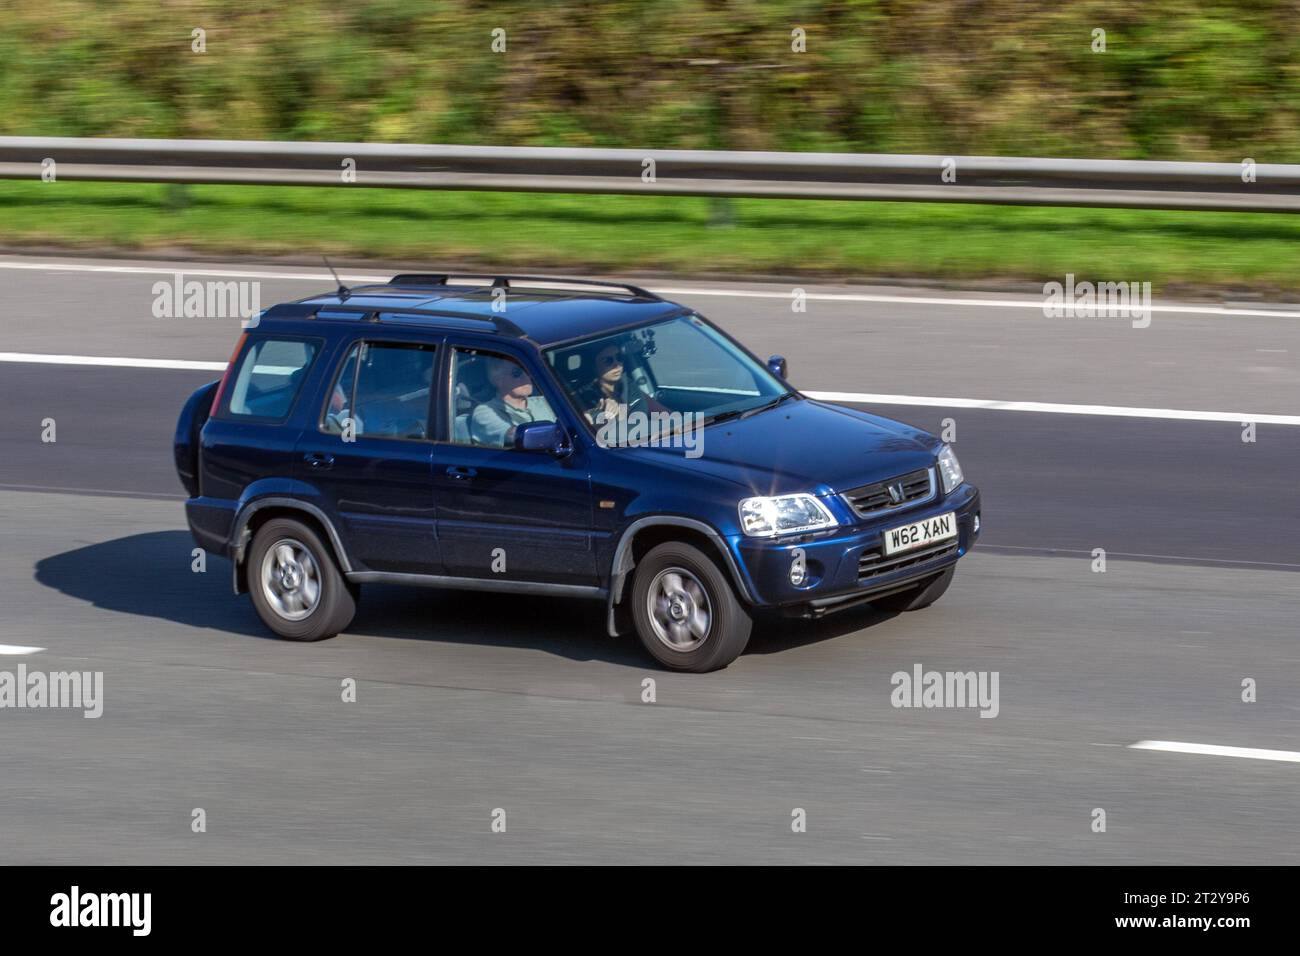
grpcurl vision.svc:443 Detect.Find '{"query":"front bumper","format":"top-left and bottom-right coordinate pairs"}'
top-left (729, 483), bottom-right (980, 611)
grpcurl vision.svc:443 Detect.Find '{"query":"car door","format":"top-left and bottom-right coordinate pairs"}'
top-left (431, 340), bottom-right (597, 586)
top-left (295, 335), bottom-right (441, 575)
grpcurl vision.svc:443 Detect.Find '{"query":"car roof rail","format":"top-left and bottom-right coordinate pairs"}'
top-left (308, 304), bottom-right (529, 338)
top-left (388, 273), bottom-right (662, 301)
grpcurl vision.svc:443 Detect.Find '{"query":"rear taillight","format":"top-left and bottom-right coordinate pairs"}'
top-left (209, 333), bottom-right (248, 415)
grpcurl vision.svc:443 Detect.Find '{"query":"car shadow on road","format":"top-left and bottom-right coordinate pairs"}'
top-left (35, 530), bottom-right (891, 666)
top-left (32, 531), bottom-right (640, 665)
top-left (346, 580), bottom-right (651, 666)
top-left (35, 530), bottom-right (268, 638)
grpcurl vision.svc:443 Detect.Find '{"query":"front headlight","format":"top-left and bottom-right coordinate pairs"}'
top-left (937, 444), bottom-right (964, 494)
top-left (739, 493), bottom-right (838, 537)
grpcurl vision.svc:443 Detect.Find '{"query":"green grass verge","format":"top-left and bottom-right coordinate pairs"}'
top-left (2, 182), bottom-right (1299, 293)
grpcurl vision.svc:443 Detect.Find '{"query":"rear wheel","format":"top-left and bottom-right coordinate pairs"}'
top-left (872, 566), bottom-right (954, 613)
top-left (247, 517), bottom-right (355, 641)
top-left (631, 542), bottom-right (751, 672)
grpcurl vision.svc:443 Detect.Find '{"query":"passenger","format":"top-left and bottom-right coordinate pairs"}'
top-left (470, 357), bottom-right (556, 447)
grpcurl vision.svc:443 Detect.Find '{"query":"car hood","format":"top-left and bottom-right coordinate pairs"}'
top-left (622, 398), bottom-right (939, 497)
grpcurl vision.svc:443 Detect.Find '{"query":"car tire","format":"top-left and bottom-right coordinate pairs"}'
top-left (247, 517), bottom-right (355, 641)
top-left (630, 541), bottom-right (751, 672)
top-left (872, 566), bottom-right (955, 613)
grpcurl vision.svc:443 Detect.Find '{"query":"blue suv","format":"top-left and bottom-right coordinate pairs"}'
top-left (175, 273), bottom-right (980, 672)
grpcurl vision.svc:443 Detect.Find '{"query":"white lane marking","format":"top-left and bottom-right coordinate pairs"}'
top-left (0, 260), bottom-right (388, 284)
top-left (652, 287), bottom-right (1300, 319)
top-left (0, 352), bottom-right (226, 371)
top-left (1, 351), bottom-right (1297, 425)
top-left (804, 390), bottom-right (1300, 426)
top-left (0, 644), bottom-right (44, 655)
top-left (1, 259), bottom-right (1299, 319)
top-left (1129, 740), bottom-right (1300, 763)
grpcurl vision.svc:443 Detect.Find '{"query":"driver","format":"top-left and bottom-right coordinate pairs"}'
top-left (584, 342), bottom-right (667, 425)
top-left (471, 356), bottom-right (555, 447)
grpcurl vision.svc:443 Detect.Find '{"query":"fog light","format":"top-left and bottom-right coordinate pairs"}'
top-left (974, 514), bottom-right (981, 534)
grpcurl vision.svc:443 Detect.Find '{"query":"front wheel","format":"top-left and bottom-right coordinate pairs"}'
top-left (871, 566), bottom-right (955, 613)
top-left (247, 517), bottom-right (356, 641)
top-left (630, 542), bottom-right (751, 672)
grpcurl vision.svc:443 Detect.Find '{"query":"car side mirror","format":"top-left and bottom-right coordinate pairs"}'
top-left (514, 420), bottom-right (572, 458)
top-left (767, 354), bottom-right (788, 379)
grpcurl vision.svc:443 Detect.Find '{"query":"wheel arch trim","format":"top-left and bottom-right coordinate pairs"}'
top-left (229, 497), bottom-right (353, 594)
top-left (605, 515), bottom-right (753, 636)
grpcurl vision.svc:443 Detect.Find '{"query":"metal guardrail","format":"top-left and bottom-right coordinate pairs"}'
top-left (2, 136), bottom-right (1299, 212)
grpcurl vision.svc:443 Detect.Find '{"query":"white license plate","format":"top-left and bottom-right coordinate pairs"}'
top-left (882, 511), bottom-right (958, 556)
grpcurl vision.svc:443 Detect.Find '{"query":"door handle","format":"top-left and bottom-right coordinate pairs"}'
top-left (445, 466), bottom-right (477, 481)
top-left (303, 453), bottom-right (335, 470)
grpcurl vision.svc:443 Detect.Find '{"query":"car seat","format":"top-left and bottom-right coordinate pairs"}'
top-left (453, 356), bottom-right (498, 445)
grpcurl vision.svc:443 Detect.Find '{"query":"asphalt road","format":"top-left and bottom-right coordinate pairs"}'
top-left (1, 255), bottom-right (1298, 864)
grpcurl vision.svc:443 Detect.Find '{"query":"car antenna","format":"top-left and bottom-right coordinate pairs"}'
top-left (323, 255), bottom-right (351, 301)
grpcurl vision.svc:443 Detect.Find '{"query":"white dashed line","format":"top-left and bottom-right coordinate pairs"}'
top-left (0, 352), bottom-right (227, 371)
top-left (1129, 740), bottom-right (1300, 763)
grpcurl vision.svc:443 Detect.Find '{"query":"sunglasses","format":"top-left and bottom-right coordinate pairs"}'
top-left (598, 352), bottom-right (623, 368)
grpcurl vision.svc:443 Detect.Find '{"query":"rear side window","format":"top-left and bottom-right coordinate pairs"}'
top-left (220, 337), bottom-right (319, 421)
top-left (321, 341), bottom-right (437, 440)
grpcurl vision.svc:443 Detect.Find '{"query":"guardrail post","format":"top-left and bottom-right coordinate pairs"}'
top-left (164, 183), bottom-right (191, 210)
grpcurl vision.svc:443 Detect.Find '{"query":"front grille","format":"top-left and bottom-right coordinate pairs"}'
top-left (842, 468), bottom-right (932, 518)
top-left (858, 540), bottom-right (959, 582)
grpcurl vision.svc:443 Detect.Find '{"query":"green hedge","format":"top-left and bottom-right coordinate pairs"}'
top-left (3, 1), bottom-right (1298, 160)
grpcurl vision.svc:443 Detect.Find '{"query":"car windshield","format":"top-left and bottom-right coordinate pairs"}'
top-left (544, 313), bottom-right (792, 442)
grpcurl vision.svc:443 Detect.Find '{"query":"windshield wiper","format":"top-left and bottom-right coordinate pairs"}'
top-left (738, 391), bottom-right (799, 420)
top-left (702, 408), bottom-right (747, 427)
top-left (702, 392), bottom-right (798, 428)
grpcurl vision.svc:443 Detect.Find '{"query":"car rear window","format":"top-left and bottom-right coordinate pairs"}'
top-left (219, 337), bottom-right (319, 421)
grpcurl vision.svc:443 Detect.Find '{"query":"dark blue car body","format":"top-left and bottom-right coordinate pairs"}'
top-left (177, 274), bottom-right (980, 665)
